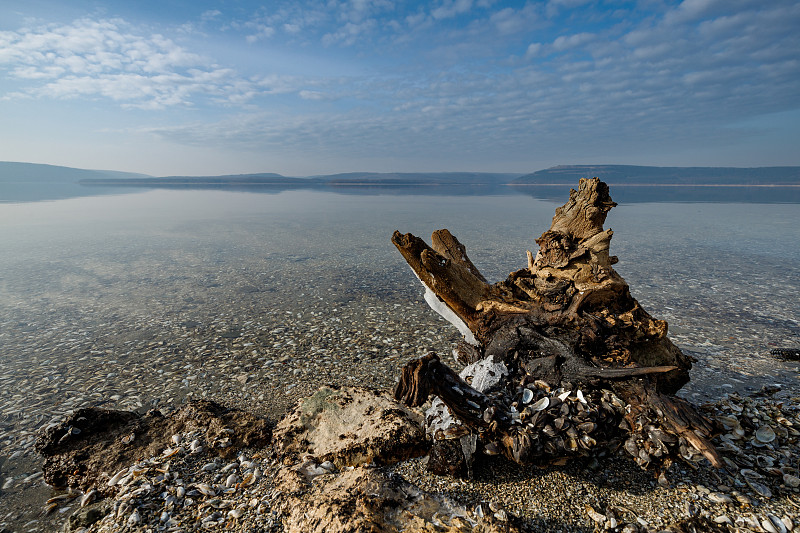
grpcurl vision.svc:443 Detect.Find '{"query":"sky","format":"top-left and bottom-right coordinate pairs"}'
top-left (0, 0), bottom-right (798, 177)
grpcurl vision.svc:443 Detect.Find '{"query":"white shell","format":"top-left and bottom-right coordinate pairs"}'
top-left (108, 469), bottom-right (127, 487)
top-left (576, 389), bottom-right (587, 405)
top-left (762, 515), bottom-right (788, 533)
top-left (127, 508), bottom-right (141, 526)
top-left (531, 397), bottom-right (550, 412)
top-left (522, 388), bottom-right (534, 404)
top-left (755, 426), bottom-right (776, 443)
top-left (195, 483), bottom-right (215, 496)
top-left (707, 492), bottom-right (732, 504)
top-left (80, 489), bottom-right (97, 507)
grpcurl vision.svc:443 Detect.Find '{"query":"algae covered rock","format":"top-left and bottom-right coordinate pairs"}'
top-left (273, 385), bottom-right (427, 467)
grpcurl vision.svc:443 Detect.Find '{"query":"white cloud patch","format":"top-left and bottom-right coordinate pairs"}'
top-left (0, 17), bottom-right (256, 109)
top-left (432, 0), bottom-right (473, 20)
top-left (201, 10), bottom-right (222, 22)
top-left (552, 32), bottom-right (594, 51)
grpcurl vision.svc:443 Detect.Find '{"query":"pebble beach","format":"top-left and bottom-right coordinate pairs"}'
top-left (1, 190), bottom-right (798, 532)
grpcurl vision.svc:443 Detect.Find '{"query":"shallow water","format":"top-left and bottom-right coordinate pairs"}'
top-left (0, 188), bottom-right (798, 529)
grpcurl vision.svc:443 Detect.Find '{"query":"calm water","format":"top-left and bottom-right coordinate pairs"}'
top-left (0, 187), bottom-right (799, 528)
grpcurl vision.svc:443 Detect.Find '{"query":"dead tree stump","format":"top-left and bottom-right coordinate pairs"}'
top-left (392, 178), bottom-right (721, 477)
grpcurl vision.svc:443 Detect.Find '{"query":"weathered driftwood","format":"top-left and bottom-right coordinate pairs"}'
top-left (392, 178), bottom-right (721, 476)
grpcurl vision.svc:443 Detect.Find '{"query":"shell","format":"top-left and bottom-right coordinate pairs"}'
top-left (530, 397), bottom-right (550, 412)
top-left (755, 425), bottom-right (776, 444)
top-left (717, 415), bottom-right (740, 430)
top-left (762, 515), bottom-right (788, 533)
top-left (521, 388), bottom-right (534, 404)
top-left (575, 389), bottom-right (587, 405)
top-left (782, 473), bottom-right (800, 488)
top-left (195, 483), bottom-right (216, 496)
top-left (533, 380), bottom-right (551, 392)
top-left (108, 469), bottom-right (127, 487)
top-left (127, 508), bottom-right (141, 526)
top-left (744, 478), bottom-right (772, 498)
top-left (740, 468), bottom-right (763, 480)
top-left (756, 455), bottom-right (775, 469)
top-left (80, 489), bottom-right (98, 508)
top-left (585, 505), bottom-right (606, 524)
top-left (707, 492), bottom-right (732, 504)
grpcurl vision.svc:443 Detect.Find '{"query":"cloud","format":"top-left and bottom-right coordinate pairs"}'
top-left (526, 43), bottom-right (543, 57)
top-left (2, 1), bottom-right (798, 170)
top-left (0, 17), bottom-right (256, 109)
top-left (201, 10), bottom-right (222, 22)
top-left (432, 0), bottom-right (473, 20)
top-left (489, 4), bottom-right (541, 35)
top-left (299, 89), bottom-right (326, 100)
top-left (552, 32), bottom-right (594, 51)
top-left (545, 0), bottom-right (594, 18)
top-left (141, 0), bottom-right (800, 167)
top-left (246, 25), bottom-right (275, 42)
top-left (322, 19), bottom-right (377, 46)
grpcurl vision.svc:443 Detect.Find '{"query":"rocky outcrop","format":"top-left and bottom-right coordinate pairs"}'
top-left (273, 385), bottom-right (428, 467)
top-left (271, 386), bottom-right (523, 532)
top-left (274, 463), bottom-right (521, 533)
top-left (35, 400), bottom-right (271, 493)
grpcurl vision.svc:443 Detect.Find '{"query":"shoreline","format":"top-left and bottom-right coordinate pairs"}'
top-left (6, 381), bottom-right (800, 532)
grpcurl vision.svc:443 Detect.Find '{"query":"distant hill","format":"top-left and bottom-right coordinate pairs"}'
top-left (0, 161), bottom-right (152, 202)
top-left (78, 171), bottom-right (520, 194)
top-left (512, 165), bottom-right (800, 185)
top-left (0, 161), bottom-right (151, 183)
top-left (3, 161), bottom-right (799, 203)
top-left (80, 173), bottom-right (323, 188)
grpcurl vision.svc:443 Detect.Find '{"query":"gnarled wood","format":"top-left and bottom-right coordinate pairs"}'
top-left (393, 178), bottom-right (721, 476)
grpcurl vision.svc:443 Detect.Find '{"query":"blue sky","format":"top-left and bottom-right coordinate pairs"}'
top-left (1, 0), bottom-right (798, 176)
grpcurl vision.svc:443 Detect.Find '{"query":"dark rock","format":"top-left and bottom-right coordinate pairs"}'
top-left (64, 500), bottom-right (112, 532)
top-left (771, 348), bottom-right (800, 361)
top-left (428, 439), bottom-right (470, 477)
top-left (36, 400), bottom-right (271, 492)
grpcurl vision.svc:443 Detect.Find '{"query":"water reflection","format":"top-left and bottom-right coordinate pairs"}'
top-left (511, 184), bottom-right (800, 204)
top-left (4, 181), bottom-right (799, 204)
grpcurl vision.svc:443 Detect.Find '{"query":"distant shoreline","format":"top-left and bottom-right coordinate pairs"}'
top-left (510, 183), bottom-right (800, 187)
